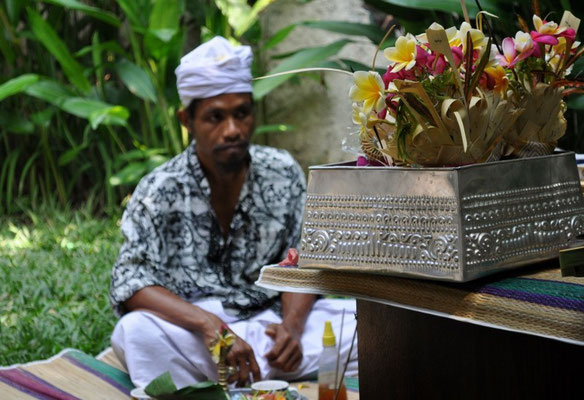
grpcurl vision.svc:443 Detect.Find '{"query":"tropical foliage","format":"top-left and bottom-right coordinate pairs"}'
top-left (1, 0), bottom-right (583, 215)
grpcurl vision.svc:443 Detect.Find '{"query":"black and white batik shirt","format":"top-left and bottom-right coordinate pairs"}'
top-left (110, 141), bottom-right (306, 319)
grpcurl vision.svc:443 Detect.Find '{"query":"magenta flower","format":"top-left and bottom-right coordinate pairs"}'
top-left (530, 30), bottom-right (559, 46)
top-left (382, 67), bottom-right (415, 88)
top-left (558, 28), bottom-right (576, 41)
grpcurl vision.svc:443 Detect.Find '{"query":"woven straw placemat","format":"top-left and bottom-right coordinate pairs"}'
top-left (257, 261), bottom-right (584, 345)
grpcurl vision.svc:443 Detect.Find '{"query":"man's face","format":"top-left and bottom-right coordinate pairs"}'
top-left (186, 93), bottom-right (254, 174)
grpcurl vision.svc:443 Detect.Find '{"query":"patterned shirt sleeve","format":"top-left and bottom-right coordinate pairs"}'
top-left (109, 196), bottom-right (166, 316)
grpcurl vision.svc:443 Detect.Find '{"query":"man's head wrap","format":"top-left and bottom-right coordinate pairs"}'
top-left (175, 36), bottom-right (253, 107)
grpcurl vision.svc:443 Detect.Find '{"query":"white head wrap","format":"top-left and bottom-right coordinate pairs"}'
top-left (175, 36), bottom-right (253, 106)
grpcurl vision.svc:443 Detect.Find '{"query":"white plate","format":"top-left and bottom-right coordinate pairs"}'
top-left (130, 387), bottom-right (152, 399)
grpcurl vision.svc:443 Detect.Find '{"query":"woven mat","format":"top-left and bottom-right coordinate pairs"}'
top-left (0, 349), bottom-right (359, 400)
top-left (0, 349), bottom-right (133, 399)
top-left (257, 261), bottom-right (584, 345)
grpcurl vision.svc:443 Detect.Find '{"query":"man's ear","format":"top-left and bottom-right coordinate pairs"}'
top-left (177, 109), bottom-right (190, 130)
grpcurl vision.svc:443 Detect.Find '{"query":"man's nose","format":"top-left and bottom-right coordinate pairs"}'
top-left (223, 116), bottom-right (242, 141)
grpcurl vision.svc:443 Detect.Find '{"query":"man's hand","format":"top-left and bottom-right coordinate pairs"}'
top-left (199, 310), bottom-right (261, 386)
top-left (264, 323), bottom-right (303, 372)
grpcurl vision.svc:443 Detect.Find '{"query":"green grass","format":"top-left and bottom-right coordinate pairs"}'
top-left (0, 208), bottom-right (123, 365)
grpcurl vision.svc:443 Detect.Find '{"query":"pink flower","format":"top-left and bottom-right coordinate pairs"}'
top-left (384, 93), bottom-right (399, 112)
top-left (530, 30), bottom-right (559, 46)
top-left (496, 37), bottom-right (532, 68)
top-left (558, 28), bottom-right (576, 41)
top-left (377, 108), bottom-right (387, 120)
top-left (382, 67), bottom-right (415, 88)
top-left (356, 156), bottom-right (370, 166)
top-left (425, 47), bottom-right (462, 75)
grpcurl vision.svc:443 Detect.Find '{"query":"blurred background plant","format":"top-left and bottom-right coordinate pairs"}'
top-left (2, 0), bottom-right (582, 217)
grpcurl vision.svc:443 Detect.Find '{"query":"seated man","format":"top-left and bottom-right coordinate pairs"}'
top-left (110, 36), bottom-right (357, 389)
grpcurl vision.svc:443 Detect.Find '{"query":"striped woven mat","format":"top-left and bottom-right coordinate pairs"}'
top-left (0, 348), bottom-right (359, 400)
top-left (0, 349), bottom-right (133, 399)
top-left (257, 261), bottom-right (584, 345)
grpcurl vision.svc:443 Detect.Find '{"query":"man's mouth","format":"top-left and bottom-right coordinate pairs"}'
top-left (213, 141), bottom-right (249, 153)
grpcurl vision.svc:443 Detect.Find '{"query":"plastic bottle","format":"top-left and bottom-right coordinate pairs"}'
top-left (317, 321), bottom-right (347, 400)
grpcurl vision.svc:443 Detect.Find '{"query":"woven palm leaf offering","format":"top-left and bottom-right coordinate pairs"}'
top-left (497, 10), bottom-right (583, 157)
top-left (351, 16), bottom-right (521, 167)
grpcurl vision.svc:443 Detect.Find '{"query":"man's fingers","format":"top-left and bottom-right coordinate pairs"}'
top-left (248, 352), bottom-right (261, 382)
top-left (264, 329), bottom-right (290, 360)
top-left (270, 340), bottom-right (298, 370)
top-left (236, 357), bottom-right (249, 387)
top-left (284, 351), bottom-right (302, 372)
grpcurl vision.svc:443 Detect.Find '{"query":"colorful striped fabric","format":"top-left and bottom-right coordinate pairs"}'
top-left (0, 349), bottom-right (133, 399)
top-left (257, 260), bottom-right (584, 345)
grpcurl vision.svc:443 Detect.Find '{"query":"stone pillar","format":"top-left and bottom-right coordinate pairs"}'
top-left (258, 0), bottom-right (382, 170)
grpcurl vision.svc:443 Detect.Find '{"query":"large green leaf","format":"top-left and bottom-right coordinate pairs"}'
top-left (59, 98), bottom-right (129, 127)
top-left (24, 79), bottom-right (75, 105)
top-left (301, 20), bottom-right (388, 45)
top-left (148, 0), bottom-right (181, 41)
top-left (264, 24), bottom-right (297, 50)
top-left (109, 155), bottom-right (167, 186)
top-left (27, 8), bottom-right (91, 93)
top-left (0, 74), bottom-right (39, 101)
top-left (369, 0), bottom-right (497, 16)
top-left (114, 59), bottom-right (157, 102)
top-left (253, 39), bottom-right (352, 99)
top-left (43, 0), bottom-right (121, 26)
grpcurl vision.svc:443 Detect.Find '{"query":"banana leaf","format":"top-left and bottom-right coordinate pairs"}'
top-left (144, 372), bottom-right (227, 400)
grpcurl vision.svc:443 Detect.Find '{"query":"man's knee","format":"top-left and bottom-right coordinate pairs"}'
top-left (112, 310), bottom-right (165, 350)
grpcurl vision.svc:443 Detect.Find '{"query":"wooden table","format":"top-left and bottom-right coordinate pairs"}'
top-left (357, 299), bottom-right (583, 400)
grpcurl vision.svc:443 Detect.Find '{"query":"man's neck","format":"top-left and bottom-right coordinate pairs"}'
top-left (203, 162), bottom-right (249, 238)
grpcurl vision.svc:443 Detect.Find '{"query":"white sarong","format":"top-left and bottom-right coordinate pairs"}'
top-left (111, 298), bottom-right (358, 388)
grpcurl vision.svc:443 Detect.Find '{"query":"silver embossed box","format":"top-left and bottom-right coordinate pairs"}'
top-left (299, 152), bottom-right (584, 282)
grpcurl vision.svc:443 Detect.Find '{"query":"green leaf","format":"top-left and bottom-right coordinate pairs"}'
top-left (567, 94), bottom-right (584, 110)
top-left (301, 20), bottom-right (387, 45)
top-left (369, 0), bottom-right (497, 16)
top-left (88, 106), bottom-right (130, 129)
top-left (234, 0), bottom-right (274, 37)
top-left (74, 41), bottom-right (127, 58)
top-left (43, 0), bottom-right (121, 27)
top-left (215, 0), bottom-right (252, 36)
top-left (0, 113), bottom-right (34, 134)
top-left (264, 24), bottom-right (297, 50)
top-left (145, 372), bottom-right (178, 398)
top-left (0, 74), bottom-right (39, 101)
top-left (116, 0), bottom-right (148, 29)
top-left (27, 8), bottom-right (91, 93)
top-left (31, 108), bottom-right (55, 129)
top-left (254, 124), bottom-right (295, 136)
top-left (58, 145), bottom-right (87, 166)
top-left (253, 39), bottom-right (352, 99)
top-left (24, 79), bottom-right (75, 105)
top-left (55, 97), bottom-right (129, 127)
top-left (148, 0), bottom-right (181, 40)
top-left (339, 58), bottom-right (385, 74)
top-left (114, 59), bottom-right (157, 102)
top-left (109, 161), bottom-right (147, 186)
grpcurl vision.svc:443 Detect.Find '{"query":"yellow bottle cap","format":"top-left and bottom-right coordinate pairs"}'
top-left (322, 321), bottom-right (336, 347)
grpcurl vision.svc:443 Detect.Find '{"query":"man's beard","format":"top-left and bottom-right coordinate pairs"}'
top-left (212, 140), bottom-right (251, 173)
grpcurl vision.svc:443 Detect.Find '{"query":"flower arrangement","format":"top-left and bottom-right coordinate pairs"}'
top-left (500, 12), bottom-right (583, 157)
top-left (350, 8), bottom-right (582, 167)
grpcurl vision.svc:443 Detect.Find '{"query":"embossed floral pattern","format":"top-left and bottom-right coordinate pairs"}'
top-left (110, 141), bottom-right (306, 318)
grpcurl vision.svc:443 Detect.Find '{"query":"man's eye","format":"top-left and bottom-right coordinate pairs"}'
top-left (234, 107), bottom-right (252, 119)
top-left (207, 112), bottom-right (223, 122)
